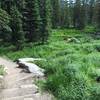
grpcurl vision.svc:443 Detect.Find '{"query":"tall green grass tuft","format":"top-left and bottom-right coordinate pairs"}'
top-left (0, 65), bottom-right (5, 75)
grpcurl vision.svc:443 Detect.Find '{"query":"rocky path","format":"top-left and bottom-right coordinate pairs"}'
top-left (0, 57), bottom-right (52, 100)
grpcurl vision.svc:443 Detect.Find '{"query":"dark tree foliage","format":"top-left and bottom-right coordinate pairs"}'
top-left (0, 0), bottom-right (52, 48)
top-left (10, 6), bottom-right (25, 50)
top-left (94, 0), bottom-right (100, 31)
top-left (51, 0), bottom-right (99, 30)
top-left (73, 0), bottom-right (86, 29)
top-left (39, 0), bottom-right (51, 43)
top-left (51, 0), bottom-right (61, 28)
top-left (24, 0), bottom-right (41, 42)
top-left (0, 0), bottom-right (14, 14)
top-left (0, 8), bottom-right (11, 42)
top-left (60, 0), bottom-right (70, 28)
top-left (88, 0), bottom-right (95, 24)
top-left (38, 0), bottom-right (51, 43)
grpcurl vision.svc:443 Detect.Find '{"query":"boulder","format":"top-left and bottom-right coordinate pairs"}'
top-left (16, 58), bottom-right (45, 77)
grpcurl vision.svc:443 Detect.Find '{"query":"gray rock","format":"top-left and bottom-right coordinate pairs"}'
top-left (17, 58), bottom-right (45, 77)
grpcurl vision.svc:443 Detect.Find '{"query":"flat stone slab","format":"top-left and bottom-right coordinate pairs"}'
top-left (17, 58), bottom-right (45, 77)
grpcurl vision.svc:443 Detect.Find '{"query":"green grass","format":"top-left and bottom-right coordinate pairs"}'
top-left (0, 65), bottom-right (5, 75)
top-left (0, 28), bottom-right (100, 100)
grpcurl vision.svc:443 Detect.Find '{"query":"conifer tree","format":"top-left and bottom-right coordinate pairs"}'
top-left (73, 0), bottom-right (86, 29)
top-left (88, 0), bottom-right (95, 24)
top-left (51, 0), bottom-right (61, 28)
top-left (10, 6), bottom-right (24, 50)
top-left (16, 0), bottom-right (26, 11)
top-left (0, 8), bottom-right (11, 42)
top-left (25, 0), bottom-right (41, 42)
top-left (40, 0), bottom-right (51, 43)
top-left (0, 0), bottom-right (14, 14)
top-left (69, 0), bottom-right (74, 27)
top-left (94, 0), bottom-right (100, 31)
top-left (60, 0), bottom-right (69, 28)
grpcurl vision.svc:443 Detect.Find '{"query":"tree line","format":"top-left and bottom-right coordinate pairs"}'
top-left (0, 0), bottom-right (100, 49)
top-left (52, 0), bottom-right (100, 30)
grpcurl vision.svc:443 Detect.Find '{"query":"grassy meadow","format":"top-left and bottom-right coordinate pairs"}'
top-left (0, 27), bottom-right (100, 100)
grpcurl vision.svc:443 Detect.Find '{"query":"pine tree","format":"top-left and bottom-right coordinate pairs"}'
top-left (0, 8), bottom-right (11, 42)
top-left (73, 0), bottom-right (86, 29)
top-left (24, 0), bottom-right (41, 42)
top-left (0, 8), bottom-right (10, 28)
top-left (60, 0), bottom-right (69, 28)
top-left (0, 0), bottom-right (14, 14)
top-left (69, 0), bottom-right (74, 27)
top-left (16, 0), bottom-right (26, 11)
top-left (10, 6), bottom-right (24, 50)
top-left (51, 0), bottom-right (61, 28)
top-left (94, 0), bottom-right (100, 31)
top-left (88, 0), bottom-right (95, 24)
top-left (39, 0), bottom-right (51, 43)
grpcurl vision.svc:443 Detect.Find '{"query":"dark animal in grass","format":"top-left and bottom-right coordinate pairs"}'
top-left (14, 59), bottom-right (25, 67)
top-left (14, 59), bottom-right (29, 72)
